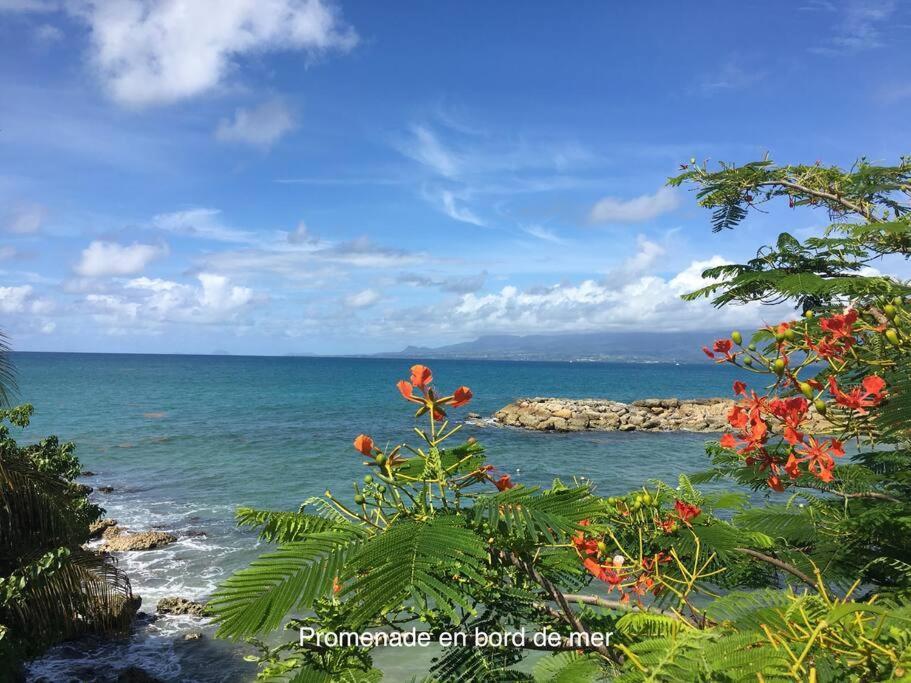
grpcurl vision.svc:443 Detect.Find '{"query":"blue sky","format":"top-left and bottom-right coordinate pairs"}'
top-left (1, 0), bottom-right (909, 355)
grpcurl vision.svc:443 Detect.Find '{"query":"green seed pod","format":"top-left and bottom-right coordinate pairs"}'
top-left (642, 493), bottom-right (652, 505)
top-left (375, 453), bottom-right (387, 466)
top-left (784, 329), bottom-right (797, 341)
top-left (354, 494), bottom-right (366, 505)
top-left (798, 382), bottom-right (814, 399)
top-left (731, 330), bottom-right (743, 345)
top-left (814, 399), bottom-right (827, 415)
top-left (886, 328), bottom-right (901, 346)
top-left (743, 356), bottom-right (753, 367)
top-left (363, 475), bottom-right (373, 484)
top-left (884, 304), bottom-right (897, 318)
top-left (773, 358), bottom-right (786, 374)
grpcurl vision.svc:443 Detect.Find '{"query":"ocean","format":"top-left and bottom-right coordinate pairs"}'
top-left (11, 352), bottom-right (744, 682)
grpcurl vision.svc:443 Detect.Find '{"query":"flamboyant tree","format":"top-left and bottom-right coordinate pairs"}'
top-left (212, 156), bottom-right (911, 682)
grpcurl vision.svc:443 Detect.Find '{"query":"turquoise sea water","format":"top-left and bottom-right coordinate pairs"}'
top-left (12, 353), bottom-right (744, 682)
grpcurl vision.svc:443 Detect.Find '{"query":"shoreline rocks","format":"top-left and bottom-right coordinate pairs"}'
top-left (101, 530), bottom-right (177, 552)
top-left (493, 397), bottom-right (830, 433)
top-left (156, 596), bottom-right (207, 617)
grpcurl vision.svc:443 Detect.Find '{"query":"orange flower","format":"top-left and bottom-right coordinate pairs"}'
top-left (449, 386), bottom-right (473, 408)
top-left (673, 500), bottom-right (701, 525)
top-left (353, 434), bottom-right (374, 456)
top-left (410, 364), bottom-right (433, 389)
top-left (494, 474), bottom-right (514, 491)
top-left (732, 380), bottom-right (747, 396)
top-left (828, 375), bottom-right (886, 415)
top-left (397, 380), bottom-right (422, 404)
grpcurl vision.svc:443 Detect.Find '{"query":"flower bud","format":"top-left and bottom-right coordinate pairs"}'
top-left (731, 330), bottom-right (742, 345)
top-left (884, 304), bottom-right (897, 318)
top-left (799, 382), bottom-right (814, 399)
top-left (597, 541), bottom-right (608, 555)
top-left (886, 328), bottom-right (901, 346)
top-left (748, 343), bottom-right (757, 351)
top-left (892, 296), bottom-right (903, 306)
top-left (804, 310), bottom-right (814, 318)
top-left (743, 356), bottom-right (753, 367)
top-left (363, 475), bottom-right (373, 484)
top-left (814, 399), bottom-right (827, 414)
top-left (354, 494), bottom-right (366, 505)
top-left (773, 358), bottom-right (786, 374)
top-left (376, 453), bottom-right (388, 466)
top-left (784, 329), bottom-right (797, 341)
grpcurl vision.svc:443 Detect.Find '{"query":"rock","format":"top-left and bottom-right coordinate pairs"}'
top-left (102, 524), bottom-right (124, 539)
top-left (492, 396), bottom-right (831, 434)
top-left (101, 531), bottom-right (177, 552)
top-left (81, 470), bottom-right (95, 476)
top-left (118, 666), bottom-right (165, 683)
top-left (97, 485), bottom-right (115, 494)
top-left (183, 631), bottom-right (204, 641)
top-left (467, 412), bottom-right (481, 419)
top-left (157, 596), bottom-right (207, 617)
top-left (74, 483), bottom-right (93, 495)
top-left (88, 518), bottom-right (119, 539)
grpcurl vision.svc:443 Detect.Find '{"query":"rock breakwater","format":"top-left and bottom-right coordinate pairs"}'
top-left (493, 397), bottom-right (829, 433)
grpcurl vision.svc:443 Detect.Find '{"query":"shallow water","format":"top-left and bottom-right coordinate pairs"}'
top-left (11, 353), bottom-right (744, 681)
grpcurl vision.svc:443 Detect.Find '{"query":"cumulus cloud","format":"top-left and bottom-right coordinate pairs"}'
top-left (87, 273), bottom-right (255, 330)
top-left (344, 288), bottom-right (380, 309)
top-left (3, 203), bottom-right (47, 234)
top-left (215, 99), bottom-right (296, 147)
top-left (440, 256), bottom-right (789, 336)
top-left (589, 186), bottom-right (679, 224)
top-left (0, 284), bottom-right (55, 315)
top-left (75, 0), bottom-right (358, 106)
top-left (74, 241), bottom-right (167, 277)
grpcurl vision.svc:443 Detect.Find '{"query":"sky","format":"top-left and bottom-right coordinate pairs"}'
top-left (1, 0), bottom-right (909, 355)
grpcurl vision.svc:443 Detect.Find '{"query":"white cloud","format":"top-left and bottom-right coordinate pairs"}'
top-left (0, 285), bottom-right (34, 313)
top-left (522, 224), bottom-right (566, 244)
top-left (75, 0), bottom-right (358, 106)
top-left (589, 186), bottom-right (680, 224)
top-left (807, 0), bottom-right (898, 53)
top-left (0, 246), bottom-right (16, 260)
top-left (34, 22), bottom-right (63, 42)
top-left (0, 284), bottom-right (55, 316)
top-left (87, 273), bottom-right (255, 330)
top-left (442, 255), bottom-right (789, 336)
top-left (439, 190), bottom-right (484, 226)
top-left (344, 288), bottom-right (380, 309)
top-left (215, 99), bottom-right (296, 148)
top-left (404, 125), bottom-right (460, 178)
top-left (287, 221), bottom-right (319, 244)
top-left (153, 208), bottom-right (257, 243)
top-left (74, 241), bottom-right (167, 277)
top-left (4, 203), bottom-right (47, 234)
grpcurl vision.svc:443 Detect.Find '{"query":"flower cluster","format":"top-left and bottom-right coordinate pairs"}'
top-left (396, 364), bottom-right (472, 421)
top-left (707, 306), bottom-right (897, 491)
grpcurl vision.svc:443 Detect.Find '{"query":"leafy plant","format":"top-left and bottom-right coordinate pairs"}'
top-left (214, 156), bottom-right (911, 681)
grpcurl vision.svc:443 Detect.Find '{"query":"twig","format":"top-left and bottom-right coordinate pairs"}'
top-left (735, 547), bottom-right (817, 590)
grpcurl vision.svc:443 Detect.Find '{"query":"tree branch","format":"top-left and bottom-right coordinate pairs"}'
top-left (756, 180), bottom-right (871, 221)
top-left (735, 547), bottom-right (817, 590)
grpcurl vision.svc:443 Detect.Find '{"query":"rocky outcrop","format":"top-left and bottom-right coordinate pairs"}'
top-left (101, 531), bottom-right (177, 552)
top-left (156, 596), bottom-right (207, 617)
top-left (88, 518), bottom-right (119, 539)
top-left (493, 397), bottom-right (830, 433)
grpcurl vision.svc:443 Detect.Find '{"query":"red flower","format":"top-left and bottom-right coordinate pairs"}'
top-left (828, 375), bottom-right (886, 415)
top-left (820, 310), bottom-right (858, 342)
top-left (673, 500), bottom-right (701, 525)
top-left (713, 339), bottom-right (735, 361)
top-left (767, 475), bottom-right (785, 492)
top-left (353, 434), bottom-right (374, 456)
top-left (449, 386), bottom-right (473, 408)
top-left (719, 433), bottom-right (738, 449)
top-left (794, 436), bottom-right (844, 483)
top-left (768, 396), bottom-right (808, 445)
top-left (410, 364), bottom-right (433, 389)
top-left (494, 474), bottom-right (514, 491)
top-left (732, 380), bottom-right (747, 396)
top-left (702, 346), bottom-right (715, 359)
top-left (583, 558), bottom-right (622, 586)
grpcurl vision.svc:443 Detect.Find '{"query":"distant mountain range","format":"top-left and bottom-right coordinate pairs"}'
top-left (372, 331), bottom-right (729, 363)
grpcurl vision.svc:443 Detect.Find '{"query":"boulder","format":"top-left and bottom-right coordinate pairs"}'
top-left (88, 518), bottom-right (119, 539)
top-left (157, 596), bottom-right (207, 617)
top-left (101, 531), bottom-right (177, 552)
top-left (97, 485), bottom-right (115, 494)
